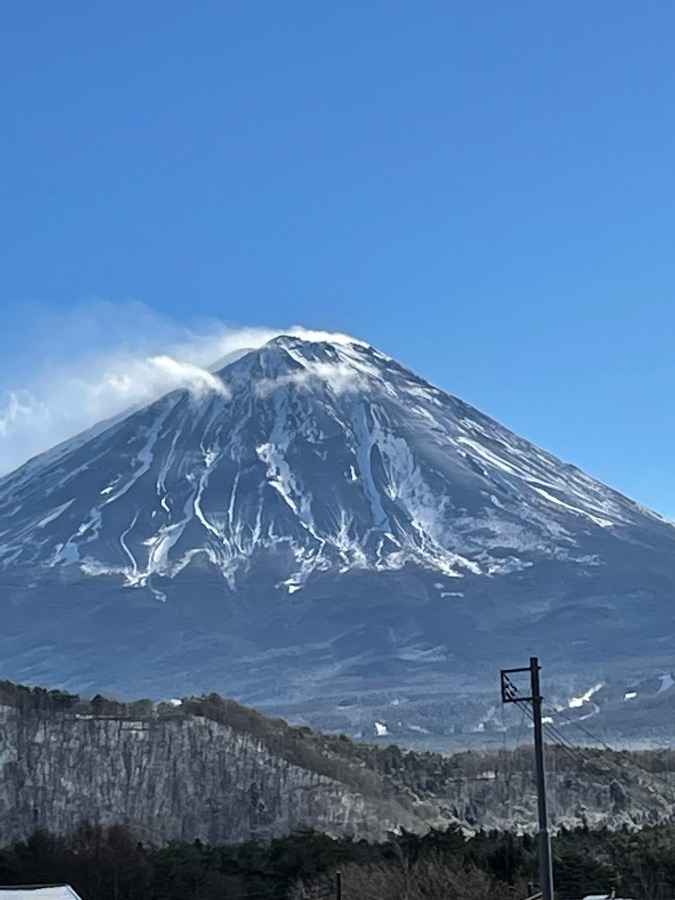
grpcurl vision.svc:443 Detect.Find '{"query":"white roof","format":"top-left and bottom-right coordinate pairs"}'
top-left (582, 896), bottom-right (637, 900)
top-left (0, 888), bottom-right (82, 900)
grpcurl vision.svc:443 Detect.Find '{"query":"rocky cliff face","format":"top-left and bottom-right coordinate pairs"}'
top-left (1, 684), bottom-right (674, 846)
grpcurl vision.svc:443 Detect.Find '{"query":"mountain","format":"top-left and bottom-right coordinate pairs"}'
top-left (0, 333), bottom-right (674, 739)
top-left (2, 681), bottom-right (675, 846)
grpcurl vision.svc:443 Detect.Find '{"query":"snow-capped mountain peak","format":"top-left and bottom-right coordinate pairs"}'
top-left (0, 334), bottom-right (668, 604)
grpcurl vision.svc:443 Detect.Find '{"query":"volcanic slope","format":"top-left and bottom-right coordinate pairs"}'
top-left (0, 334), bottom-right (674, 732)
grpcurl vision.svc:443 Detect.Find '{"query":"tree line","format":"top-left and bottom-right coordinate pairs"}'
top-left (3, 821), bottom-right (675, 900)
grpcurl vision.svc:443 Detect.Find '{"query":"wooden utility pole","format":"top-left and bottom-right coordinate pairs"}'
top-left (500, 657), bottom-right (554, 900)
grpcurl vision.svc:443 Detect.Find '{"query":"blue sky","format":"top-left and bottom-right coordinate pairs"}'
top-left (1, 2), bottom-right (675, 514)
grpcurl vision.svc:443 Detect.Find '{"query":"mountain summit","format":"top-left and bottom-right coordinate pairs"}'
top-left (1, 333), bottom-right (674, 738)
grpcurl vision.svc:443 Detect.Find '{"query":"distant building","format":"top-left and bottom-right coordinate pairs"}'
top-left (581, 894), bottom-right (637, 900)
top-left (0, 888), bottom-right (83, 900)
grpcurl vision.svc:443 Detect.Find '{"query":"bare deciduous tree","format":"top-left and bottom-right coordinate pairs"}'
top-left (290, 849), bottom-right (528, 900)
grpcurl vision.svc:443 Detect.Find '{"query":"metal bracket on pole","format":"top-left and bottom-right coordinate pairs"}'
top-left (500, 665), bottom-right (535, 703)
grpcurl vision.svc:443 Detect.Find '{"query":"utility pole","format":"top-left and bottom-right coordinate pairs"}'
top-left (500, 656), bottom-right (554, 900)
top-left (335, 870), bottom-right (342, 900)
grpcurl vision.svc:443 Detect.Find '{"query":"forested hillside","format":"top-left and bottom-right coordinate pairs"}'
top-left (1, 681), bottom-right (675, 846)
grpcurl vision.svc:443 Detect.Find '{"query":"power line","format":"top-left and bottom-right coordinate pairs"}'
top-left (516, 696), bottom-right (675, 799)
top-left (554, 708), bottom-right (618, 752)
top-left (554, 708), bottom-right (675, 793)
top-left (513, 700), bottom-right (581, 771)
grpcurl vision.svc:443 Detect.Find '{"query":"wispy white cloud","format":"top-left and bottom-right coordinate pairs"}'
top-left (0, 390), bottom-right (50, 439)
top-left (254, 361), bottom-right (368, 398)
top-left (281, 328), bottom-right (367, 348)
top-left (0, 301), bottom-right (364, 476)
top-left (75, 355), bottom-right (230, 416)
